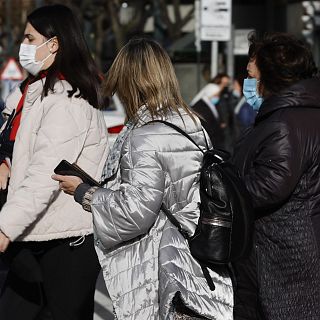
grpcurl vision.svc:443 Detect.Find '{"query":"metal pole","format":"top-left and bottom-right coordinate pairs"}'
top-left (195, 0), bottom-right (202, 91)
top-left (196, 51), bottom-right (201, 91)
top-left (226, 26), bottom-right (234, 81)
top-left (153, 0), bottom-right (164, 43)
top-left (211, 41), bottom-right (218, 78)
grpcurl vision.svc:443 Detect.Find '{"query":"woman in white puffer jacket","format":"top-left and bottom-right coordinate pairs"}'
top-left (0, 5), bottom-right (108, 320)
top-left (54, 38), bottom-right (233, 320)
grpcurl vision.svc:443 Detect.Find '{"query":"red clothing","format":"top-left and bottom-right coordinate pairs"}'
top-left (9, 73), bottom-right (65, 141)
top-left (9, 84), bottom-right (28, 141)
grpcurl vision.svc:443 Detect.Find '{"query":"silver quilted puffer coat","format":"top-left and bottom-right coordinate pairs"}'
top-left (92, 108), bottom-right (233, 320)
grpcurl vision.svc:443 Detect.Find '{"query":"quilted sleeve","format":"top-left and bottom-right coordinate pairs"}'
top-left (91, 133), bottom-right (165, 250)
top-left (243, 120), bottom-right (303, 210)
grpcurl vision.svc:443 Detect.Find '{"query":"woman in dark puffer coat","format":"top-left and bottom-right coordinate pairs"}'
top-left (232, 32), bottom-right (320, 320)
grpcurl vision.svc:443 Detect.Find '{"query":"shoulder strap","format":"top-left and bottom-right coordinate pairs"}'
top-left (161, 204), bottom-right (190, 240)
top-left (148, 120), bottom-right (206, 153)
top-left (201, 128), bottom-right (210, 150)
top-left (148, 119), bottom-right (202, 239)
top-left (150, 120), bottom-right (216, 290)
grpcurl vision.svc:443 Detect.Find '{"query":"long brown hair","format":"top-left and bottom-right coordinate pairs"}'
top-left (28, 5), bottom-right (102, 108)
top-left (104, 38), bottom-right (195, 122)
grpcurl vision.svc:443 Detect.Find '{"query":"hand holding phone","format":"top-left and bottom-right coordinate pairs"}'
top-left (54, 160), bottom-right (101, 187)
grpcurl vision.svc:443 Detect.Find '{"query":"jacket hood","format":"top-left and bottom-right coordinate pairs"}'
top-left (256, 78), bottom-right (320, 122)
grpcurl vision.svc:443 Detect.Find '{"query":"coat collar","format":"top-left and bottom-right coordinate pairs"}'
top-left (255, 78), bottom-right (320, 123)
top-left (101, 107), bottom-right (201, 185)
top-left (24, 78), bottom-right (45, 105)
top-left (24, 77), bottom-right (70, 106)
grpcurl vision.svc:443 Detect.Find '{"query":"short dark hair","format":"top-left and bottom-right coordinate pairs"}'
top-left (27, 4), bottom-right (102, 108)
top-left (248, 32), bottom-right (318, 96)
top-left (210, 73), bottom-right (230, 85)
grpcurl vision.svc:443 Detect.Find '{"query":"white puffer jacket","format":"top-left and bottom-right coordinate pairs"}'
top-left (0, 78), bottom-right (109, 241)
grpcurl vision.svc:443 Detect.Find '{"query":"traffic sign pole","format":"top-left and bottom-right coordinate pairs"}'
top-left (211, 41), bottom-right (218, 78)
top-left (195, 0), bottom-right (202, 91)
top-left (0, 58), bottom-right (24, 101)
top-left (200, 0), bottom-right (232, 79)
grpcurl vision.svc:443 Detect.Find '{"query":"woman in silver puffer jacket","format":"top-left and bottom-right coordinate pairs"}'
top-left (53, 38), bottom-right (233, 320)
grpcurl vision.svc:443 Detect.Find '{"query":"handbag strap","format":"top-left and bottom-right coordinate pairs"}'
top-left (148, 119), bottom-right (200, 240)
top-left (149, 120), bottom-right (216, 290)
top-left (148, 120), bottom-right (207, 153)
top-left (148, 120), bottom-right (230, 166)
top-left (161, 204), bottom-right (190, 240)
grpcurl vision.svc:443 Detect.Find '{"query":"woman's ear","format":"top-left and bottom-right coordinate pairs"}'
top-left (49, 36), bottom-right (59, 54)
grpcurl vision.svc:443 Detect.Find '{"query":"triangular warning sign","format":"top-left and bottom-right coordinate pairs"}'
top-left (0, 58), bottom-right (24, 80)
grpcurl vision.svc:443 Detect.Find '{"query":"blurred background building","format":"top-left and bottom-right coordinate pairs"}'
top-left (0, 0), bottom-right (320, 102)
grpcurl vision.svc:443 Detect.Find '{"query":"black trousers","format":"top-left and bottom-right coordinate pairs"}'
top-left (233, 247), bottom-right (265, 320)
top-left (0, 234), bottom-right (100, 320)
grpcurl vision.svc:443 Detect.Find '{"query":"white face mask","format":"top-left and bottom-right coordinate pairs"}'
top-left (19, 38), bottom-right (54, 75)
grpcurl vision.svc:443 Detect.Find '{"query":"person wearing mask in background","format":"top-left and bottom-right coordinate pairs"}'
top-left (232, 32), bottom-right (320, 320)
top-left (233, 78), bottom-right (256, 143)
top-left (0, 5), bottom-right (108, 320)
top-left (212, 74), bottom-right (242, 152)
top-left (189, 82), bottom-right (224, 147)
top-left (211, 73), bottom-right (231, 136)
top-left (211, 73), bottom-right (230, 90)
top-left (53, 38), bottom-right (233, 320)
top-left (201, 64), bottom-right (211, 83)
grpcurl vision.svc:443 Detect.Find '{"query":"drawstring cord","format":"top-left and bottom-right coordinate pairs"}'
top-left (69, 235), bottom-right (85, 247)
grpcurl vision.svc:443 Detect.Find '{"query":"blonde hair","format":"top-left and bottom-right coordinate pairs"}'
top-left (104, 38), bottom-right (195, 122)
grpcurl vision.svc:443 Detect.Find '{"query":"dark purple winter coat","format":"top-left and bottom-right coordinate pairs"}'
top-left (232, 78), bottom-right (320, 320)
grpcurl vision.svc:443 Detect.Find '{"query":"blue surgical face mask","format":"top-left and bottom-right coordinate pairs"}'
top-left (243, 78), bottom-right (264, 111)
top-left (210, 97), bottom-right (220, 105)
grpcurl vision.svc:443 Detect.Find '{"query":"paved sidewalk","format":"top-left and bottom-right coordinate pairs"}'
top-left (94, 272), bottom-right (114, 320)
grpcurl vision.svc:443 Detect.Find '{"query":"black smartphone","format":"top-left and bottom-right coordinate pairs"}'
top-left (54, 160), bottom-right (101, 187)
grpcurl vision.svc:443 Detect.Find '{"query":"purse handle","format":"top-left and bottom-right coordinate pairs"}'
top-left (148, 119), bottom-right (208, 153)
top-left (147, 120), bottom-right (228, 164)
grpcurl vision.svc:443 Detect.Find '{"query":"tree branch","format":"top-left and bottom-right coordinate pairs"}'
top-left (106, 0), bottom-right (124, 50)
top-left (173, 0), bottom-right (181, 27)
top-left (179, 6), bottom-right (194, 29)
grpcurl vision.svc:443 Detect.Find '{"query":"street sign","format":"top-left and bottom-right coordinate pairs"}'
top-left (234, 29), bottom-right (253, 55)
top-left (200, 0), bottom-right (232, 41)
top-left (0, 58), bottom-right (24, 81)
